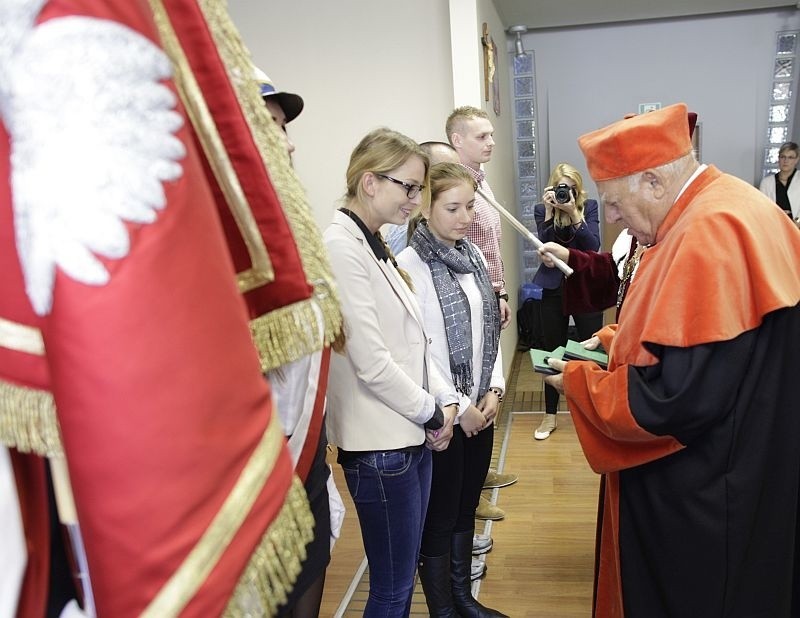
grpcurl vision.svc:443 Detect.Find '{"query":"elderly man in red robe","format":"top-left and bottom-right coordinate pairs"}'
top-left (545, 103), bottom-right (800, 617)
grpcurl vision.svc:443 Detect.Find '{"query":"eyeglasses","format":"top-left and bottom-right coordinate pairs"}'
top-left (376, 173), bottom-right (424, 199)
top-left (779, 154), bottom-right (798, 160)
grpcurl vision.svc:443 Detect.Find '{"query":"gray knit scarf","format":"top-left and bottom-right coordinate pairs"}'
top-left (409, 222), bottom-right (500, 398)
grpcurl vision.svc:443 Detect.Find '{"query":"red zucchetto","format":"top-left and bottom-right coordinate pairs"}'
top-left (578, 103), bottom-right (693, 182)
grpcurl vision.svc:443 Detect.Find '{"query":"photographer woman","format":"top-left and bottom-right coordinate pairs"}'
top-left (323, 128), bottom-right (459, 617)
top-left (532, 162), bottom-right (601, 440)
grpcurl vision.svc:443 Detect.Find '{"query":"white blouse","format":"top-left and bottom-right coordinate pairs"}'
top-left (397, 243), bottom-right (505, 421)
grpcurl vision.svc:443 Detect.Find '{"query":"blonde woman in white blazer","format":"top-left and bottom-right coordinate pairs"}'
top-left (323, 128), bottom-right (459, 618)
top-left (759, 141), bottom-right (800, 226)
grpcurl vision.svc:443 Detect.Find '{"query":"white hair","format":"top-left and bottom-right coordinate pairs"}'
top-left (624, 152), bottom-right (697, 192)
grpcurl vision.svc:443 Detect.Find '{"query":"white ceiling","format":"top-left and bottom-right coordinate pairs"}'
top-left (492, 0), bottom-right (798, 30)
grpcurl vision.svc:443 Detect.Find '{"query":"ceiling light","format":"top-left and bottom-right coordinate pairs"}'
top-left (508, 25), bottom-right (528, 57)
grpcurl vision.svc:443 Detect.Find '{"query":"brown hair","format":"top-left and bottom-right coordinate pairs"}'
top-left (407, 162), bottom-right (477, 241)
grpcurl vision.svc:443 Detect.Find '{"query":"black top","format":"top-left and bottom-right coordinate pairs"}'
top-left (339, 208), bottom-right (388, 261)
top-left (774, 170), bottom-right (795, 215)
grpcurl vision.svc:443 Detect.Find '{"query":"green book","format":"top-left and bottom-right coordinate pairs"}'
top-left (562, 339), bottom-right (608, 369)
top-left (529, 346), bottom-right (566, 375)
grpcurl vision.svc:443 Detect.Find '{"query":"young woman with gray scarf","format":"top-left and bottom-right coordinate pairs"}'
top-left (397, 162), bottom-right (508, 618)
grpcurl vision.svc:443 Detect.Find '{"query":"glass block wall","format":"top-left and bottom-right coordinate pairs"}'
top-left (510, 52), bottom-right (541, 286)
top-left (762, 31), bottom-right (799, 178)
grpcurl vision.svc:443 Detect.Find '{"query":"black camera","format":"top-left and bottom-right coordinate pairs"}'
top-left (554, 183), bottom-right (574, 204)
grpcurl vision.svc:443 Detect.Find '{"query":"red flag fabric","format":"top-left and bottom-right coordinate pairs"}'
top-left (0, 0), bottom-right (311, 615)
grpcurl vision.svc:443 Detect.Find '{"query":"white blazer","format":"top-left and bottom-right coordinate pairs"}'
top-left (323, 211), bottom-right (457, 451)
top-left (759, 174), bottom-right (800, 220)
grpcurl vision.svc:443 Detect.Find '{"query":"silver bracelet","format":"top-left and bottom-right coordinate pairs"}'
top-left (489, 387), bottom-right (504, 401)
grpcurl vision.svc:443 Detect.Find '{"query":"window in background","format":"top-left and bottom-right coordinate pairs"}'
top-left (762, 31), bottom-right (799, 178)
top-left (511, 51), bottom-right (541, 285)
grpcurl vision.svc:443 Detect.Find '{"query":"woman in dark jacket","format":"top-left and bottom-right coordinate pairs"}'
top-left (532, 162), bottom-right (601, 440)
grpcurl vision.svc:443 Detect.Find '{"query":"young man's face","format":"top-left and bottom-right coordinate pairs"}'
top-left (452, 117), bottom-right (495, 169)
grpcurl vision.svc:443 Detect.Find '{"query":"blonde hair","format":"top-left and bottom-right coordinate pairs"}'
top-left (445, 106), bottom-right (489, 146)
top-left (547, 162), bottom-right (588, 228)
top-left (344, 127), bottom-right (429, 290)
top-left (345, 128), bottom-right (430, 206)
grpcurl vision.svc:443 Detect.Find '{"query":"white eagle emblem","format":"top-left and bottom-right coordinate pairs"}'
top-left (1, 13), bottom-right (185, 315)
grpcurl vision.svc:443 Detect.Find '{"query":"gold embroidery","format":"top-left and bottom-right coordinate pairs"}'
top-left (141, 415), bottom-right (307, 616)
top-left (250, 299), bottom-right (320, 373)
top-left (617, 241), bottom-right (645, 310)
top-left (0, 317), bottom-right (45, 356)
top-left (148, 0), bottom-right (274, 294)
top-left (223, 477), bottom-right (314, 617)
top-left (0, 379), bottom-right (62, 457)
top-left (196, 0), bottom-right (343, 356)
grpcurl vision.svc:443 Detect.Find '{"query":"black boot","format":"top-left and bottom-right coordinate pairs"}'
top-left (450, 531), bottom-right (508, 618)
top-left (418, 553), bottom-right (458, 617)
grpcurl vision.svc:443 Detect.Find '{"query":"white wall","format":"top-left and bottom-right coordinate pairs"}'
top-left (228, 1), bottom-right (454, 230)
top-left (475, 3), bottom-right (519, 373)
top-left (520, 8), bottom-right (800, 199)
top-left (230, 0), bottom-right (518, 376)
top-left (228, 3), bottom-right (793, 376)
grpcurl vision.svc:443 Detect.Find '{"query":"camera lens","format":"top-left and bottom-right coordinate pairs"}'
top-left (554, 183), bottom-right (572, 204)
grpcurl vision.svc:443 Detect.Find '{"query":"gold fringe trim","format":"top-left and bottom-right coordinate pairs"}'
top-left (223, 476), bottom-right (314, 617)
top-left (142, 415), bottom-right (305, 616)
top-left (0, 379), bottom-right (62, 457)
top-left (197, 0), bottom-right (343, 364)
top-left (148, 0), bottom-right (276, 295)
top-left (250, 298), bottom-right (321, 373)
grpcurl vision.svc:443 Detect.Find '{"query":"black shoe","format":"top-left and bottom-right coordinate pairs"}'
top-left (450, 531), bottom-right (509, 618)
top-left (418, 553), bottom-right (458, 617)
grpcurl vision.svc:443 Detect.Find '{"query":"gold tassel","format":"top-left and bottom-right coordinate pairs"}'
top-left (223, 476), bottom-right (314, 617)
top-left (0, 379), bottom-right (62, 457)
top-left (250, 299), bottom-right (320, 373)
top-left (197, 0), bottom-right (343, 359)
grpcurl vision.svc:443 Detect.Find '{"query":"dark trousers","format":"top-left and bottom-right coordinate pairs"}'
top-left (538, 287), bottom-right (603, 414)
top-left (421, 423), bottom-right (494, 556)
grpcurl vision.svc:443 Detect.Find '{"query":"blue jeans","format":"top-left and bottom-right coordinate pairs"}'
top-left (340, 446), bottom-right (432, 617)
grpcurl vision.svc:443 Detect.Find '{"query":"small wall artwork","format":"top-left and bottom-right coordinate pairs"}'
top-left (482, 23), bottom-right (501, 115)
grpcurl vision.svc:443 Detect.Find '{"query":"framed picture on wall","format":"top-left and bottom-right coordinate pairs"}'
top-left (482, 23), bottom-right (500, 115)
top-left (638, 102), bottom-right (661, 114)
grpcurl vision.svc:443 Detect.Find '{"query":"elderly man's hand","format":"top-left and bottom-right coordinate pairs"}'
top-left (543, 358), bottom-right (568, 394)
top-left (581, 336), bottom-right (602, 350)
top-left (538, 242), bottom-right (569, 269)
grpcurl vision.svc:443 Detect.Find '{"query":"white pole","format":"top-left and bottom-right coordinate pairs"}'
top-left (476, 188), bottom-right (573, 277)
